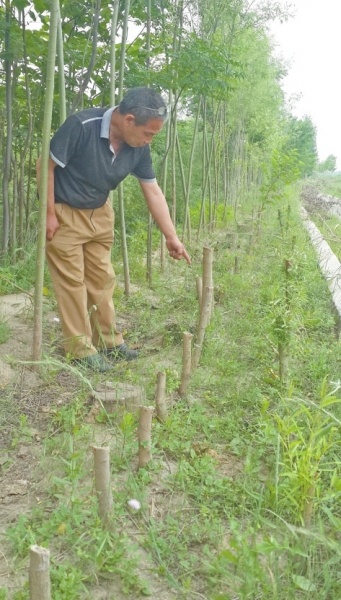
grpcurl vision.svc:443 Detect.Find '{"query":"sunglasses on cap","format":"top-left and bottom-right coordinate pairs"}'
top-left (132, 105), bottom-right (169, 116)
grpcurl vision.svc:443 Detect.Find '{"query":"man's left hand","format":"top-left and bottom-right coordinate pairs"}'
top-left (166, 236), bottom-right (191, 265)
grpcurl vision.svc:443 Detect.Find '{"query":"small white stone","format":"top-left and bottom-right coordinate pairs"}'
top-left (53, 317), bottom-right (60, 322)
top-left (127, 499), bottom-right (141, 511)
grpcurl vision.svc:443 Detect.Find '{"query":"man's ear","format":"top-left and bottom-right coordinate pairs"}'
top-left (123, 114), bottom-right (136, 126)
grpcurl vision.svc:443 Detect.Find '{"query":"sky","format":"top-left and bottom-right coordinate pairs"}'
top-left (269, 0), bottom-right (341, 169)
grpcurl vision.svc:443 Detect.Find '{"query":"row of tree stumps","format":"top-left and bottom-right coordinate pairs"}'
top-left (27, 246), bottom-right (214, 599)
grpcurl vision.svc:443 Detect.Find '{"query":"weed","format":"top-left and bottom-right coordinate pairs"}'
top-left (0, 314), bottom-right (10, 344)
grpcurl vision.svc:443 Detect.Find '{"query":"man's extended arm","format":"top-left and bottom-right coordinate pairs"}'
top-left (139, 180), bottom-right (191, 264)
top-left (36, 156), bottom-right (59, 240)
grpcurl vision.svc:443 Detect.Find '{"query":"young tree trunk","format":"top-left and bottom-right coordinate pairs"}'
top-left (198, 102), bottom-right (221, 238)
top-left (222, 104), bottom-right (229, 216)
top-left (70, 0), bottom-right (101, 113)
top-left (117, 0), bottom-right (131, 296)
top-left (171, 108), bottom-right (177, 224)
top-left (110, 0), bottom-right (119, 105)
top-left (146, 0), bottom-right (153, 286)
top-left (32, 0), bottom-right (59, 363)
top-left (25, 105), bottom-right (36, 237)
top-left (2, 0), bottom-right (12, 254)
top-left (159, 90), bottom-right (172, 272)
top-left (176, 132), bottom-right (189, 240)
top-left (29, 545), bottom-right (51, 600)
top-left (182, 98), bottom-right (201, 242)
top-left (10, 152), bottom-right (18, 256)
top-left (108, 0), bottom-right (119, 219)
top-left (197, 98), bottom-right (207, 237)
top-left (56, 2), bottom-right (66, 124)
top-left (170, 0), bottom-right (183, 226)
top-left (19, 8), bottom-right (33, 250)
top-left (179, 331), bottom-right (193, 396)
top-left (92, 446), bottom-right (113, 522)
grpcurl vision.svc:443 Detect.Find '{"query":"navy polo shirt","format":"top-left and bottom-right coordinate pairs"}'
top-left (49, 106), bottom-right (156, 209)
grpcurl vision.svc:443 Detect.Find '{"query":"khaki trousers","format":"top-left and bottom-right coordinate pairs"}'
top-left (46, 200), bottom-right (123, 358)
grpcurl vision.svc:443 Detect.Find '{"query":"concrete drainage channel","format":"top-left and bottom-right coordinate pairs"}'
top-left (301, 191), bottom-right (341, 324)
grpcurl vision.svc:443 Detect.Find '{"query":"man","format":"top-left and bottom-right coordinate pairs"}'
top-left (36, 87), bottom-right (190, 372)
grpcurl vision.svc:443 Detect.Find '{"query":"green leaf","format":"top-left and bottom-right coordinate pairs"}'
top-left (311, 423), bottom-right (335, 440)
top-left (33, 0), bottom-right (49, 13)
top-left (217, 549), bottom-right (237, 564)
top-left (321, 395), bottom-right (341, 408)
top-left (12, 0), bottom-right (30, 9)
top-left (292, 575), bottom-right (316, 591)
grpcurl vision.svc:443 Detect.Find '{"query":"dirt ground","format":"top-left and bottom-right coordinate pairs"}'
top-left (0, 294), bottom-right (183, 598)
top-left (0, 293), bottom-right (219, 599)
top-left (0, 292), bottom-right (245, 600)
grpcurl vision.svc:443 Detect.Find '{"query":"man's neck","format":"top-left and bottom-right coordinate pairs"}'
top-left (109, 110), bottom-right (124, 154)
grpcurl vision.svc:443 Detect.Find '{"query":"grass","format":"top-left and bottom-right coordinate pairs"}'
top-left (2, 188), bottom-right (341, 598)
top-left (313, 173), bottom-right (341, 199)
top-left (0, 314), bottom-right (10, 344)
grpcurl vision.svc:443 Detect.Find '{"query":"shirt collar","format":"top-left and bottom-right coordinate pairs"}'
top-left (101, 106), bottom-right (118, 139)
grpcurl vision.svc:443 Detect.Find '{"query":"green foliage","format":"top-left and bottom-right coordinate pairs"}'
top-left (0, 314), bottom-right (10, 344)
top-left (316, 154), bottom-right (337, 173)
top-left (267, 380), bottom-right (341, 524)
top-left (284, 115), bottom-right (318, 177)
top-left (315, 173), bottom-right (341, 199)
top-left (260, 149), bottom-right (301, 206)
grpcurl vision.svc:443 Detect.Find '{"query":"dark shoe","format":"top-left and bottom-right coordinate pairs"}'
top-left (72, 354), bottom-right (112, 373)
top-left (101, 343), bottom-right (139, 362)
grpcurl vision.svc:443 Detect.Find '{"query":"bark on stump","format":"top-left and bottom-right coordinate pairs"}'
top-left (179, 331), bottom-right (193, 396)
top-left (92, 446), bottom-right (113, 522)
top-left (192, 286), bottom-right (213, 370)
top-left (155, 372), bottom-right (167, 422)
top-left (29, 545), bottom-right (51, 600)
top-left (138, 406), bottom-right (154, 469)
top-left (196, 275), bottom-right (202, 311)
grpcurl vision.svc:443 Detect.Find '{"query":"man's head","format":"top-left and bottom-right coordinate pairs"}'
top-left (114, 87), bottom-right (168, 148)
top-left (118, 87), bottom-right (168, 126)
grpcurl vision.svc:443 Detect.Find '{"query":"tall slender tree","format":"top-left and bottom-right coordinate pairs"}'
top-left (117, 0), bottom-right (131, 296)
top-left (1, 0), bottom-right (12, 253)
top-left (32, 0), bottom-right (59, 363)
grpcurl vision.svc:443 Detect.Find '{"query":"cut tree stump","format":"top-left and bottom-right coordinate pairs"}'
top-left (196, 275), bottom-right (203, 311)
top-left (155, 372), bottom-right (167, 422)
top-left (179, 331), bottom-right (193, 396)
top-left (29, 545), bottom-right (51, 600)
top-left (138, 406), bottom-right (154, 469)
top-left (192, 286), bottom-right (213, 370)
top-left (92, 446), bottom-right (113, 522)
top-left (92, 382), bottom-right (145, 414)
